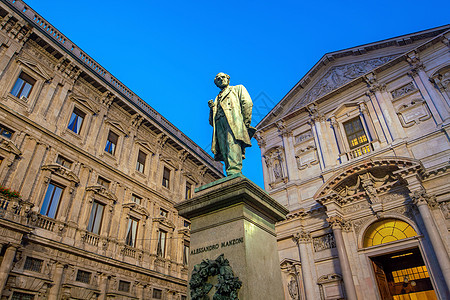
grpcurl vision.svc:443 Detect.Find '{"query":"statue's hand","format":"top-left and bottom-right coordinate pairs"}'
top-left (208, 99), bottom-right (214, 108)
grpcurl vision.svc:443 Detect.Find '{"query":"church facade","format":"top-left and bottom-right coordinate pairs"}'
top-left (0, 0), bottom-right (224, 299)
top-left (256, 25), bottom-right (450, 299)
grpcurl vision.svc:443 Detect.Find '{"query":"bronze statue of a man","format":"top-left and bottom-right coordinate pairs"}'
top-left (208, 73), bottom-right (255, 176)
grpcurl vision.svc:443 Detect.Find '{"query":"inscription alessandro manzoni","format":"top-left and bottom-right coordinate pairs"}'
top-left (190, 237), bottom-right (244, 255)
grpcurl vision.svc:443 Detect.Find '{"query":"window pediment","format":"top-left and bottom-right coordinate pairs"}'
top-left (329, 102), bottom-right (360, 119)
top-left (153, 217), bottom-right (175, 230)
top-left (0, 137), bottom-right (21, 156)
top-left (17, 58), bottom-right (51, 80)
top-left (104, 118), bottom-right (128, 135)
top-left (182, 171), bottom-right (199, 184)
top-left (86, 185), bottom-right (118, 202)
top-left (41, 164), bottom-right (80, 184)
top-left (123, 202), bottom-right (149, 216)
top-left (70, 94), bottom-right (99, 114)
top-left (160, 156), bottom-right (179, 170)
top-left (135, 139), bottom-right (155, 154)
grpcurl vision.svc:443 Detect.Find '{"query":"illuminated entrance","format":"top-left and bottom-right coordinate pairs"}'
top-left (364, 219), bottom-right (437, 300)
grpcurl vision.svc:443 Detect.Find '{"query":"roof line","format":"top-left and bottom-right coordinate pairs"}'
top-left (2, 0), bottom-right (223, 176)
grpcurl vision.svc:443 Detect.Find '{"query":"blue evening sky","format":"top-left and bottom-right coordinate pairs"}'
top-left (24, 0), bottom-right (449, 188)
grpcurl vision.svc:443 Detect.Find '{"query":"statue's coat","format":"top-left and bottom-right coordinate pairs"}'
top-left (209, 85), bottom-right (253, 161)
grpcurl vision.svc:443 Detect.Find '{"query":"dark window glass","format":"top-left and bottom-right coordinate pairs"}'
top-left (131, 194), bottom-right (141, 205)
top-left (11, 292), bottom-right (34, 300)
top-left (160, 208), bottom-right (168, 217)
top-left (0, 124), bottom-right (14, 139)
top-left (162, 167), bottom-right (170, 188)
top-left (87, 201), bottom-right (105, 234)
top-left (157, 230), bottom-right (167, 257)
top-left (184, 220), bottom-right (191, 228)
top-left (136, 150), bottom-right (146, 173)
top-left (152, 288), bottom-right (162, 299)
top-left (118, 280), bottom-right (131, 292)
top-left (183, 241), bottom-right (189, 265)
top-left (67, 107), bottom-right (85, 134)
top-left (97, 176), bottom-right (110, 189)
top-left (105, 131), bottom-right (119, 155)
top-left (181, 296), bottom-right (187, 300)
top-left (76, 270), bottom-right (91, 284)
top-left (125, 217), bottom-right (138, 247)
top-left (185, 182), bottom-right (192, 199)
top-left (40, 183), bottom-right (63, 218)
top-left (11, 72), bottom-right (36, 99)
top-left (23, 257), bottom-right (43, 272)
top-left (56, 155), bottom-right (72, 168)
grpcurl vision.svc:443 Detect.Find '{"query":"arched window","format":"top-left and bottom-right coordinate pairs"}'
top-left (363, 219), bottom-right (417, 247)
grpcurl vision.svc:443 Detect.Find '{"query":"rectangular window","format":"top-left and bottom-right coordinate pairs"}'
top-left (11, 292), bottom-right (34, 300)
top-left (56, 155), bottom-right (72, 168)
top-left (11, 72), bottom-right (36, 100)
top-left (185, 182), bottom-right (192, 199)
top-left (87, 201), bottom-right (105, 235)
top-left (0, 123), bottom-right (14, 139)
top-left (184, 220), bottom-right (191, 228)
top-left (23, 257), bottom-right (43, 272)
top-left (343, 117), bottom-right (371, 158)
top-left (160, 208), bottom-right (168, 218)
top-left (131, 194), bottom-right (142, 205)
top-left (152, 288), bottom-right (162, 299)
top-left (105, 131), bottom-right (119, 155)
top-left (118, 280), bottom-right (131, 292)
top-left (75, 270), bottom-right (91, 284)
top-left (67, 107), bottom-right (85, 134)
top-left (181, 296), bottom-right (187, 300)
top-left (40, 182), bottom-right (63, 219)
top-left (183, 241), bottom-right (190, 265)
top-left (97, 176), bottom-right (110, 189)
top-left (125, 217), bottom-right (138, 247)
top-left (157, 229), bottom-right (167, 257)
top-left (162, 167), bottom-right (170, 188)
top-left (136, 150), bottom-right (146, 173)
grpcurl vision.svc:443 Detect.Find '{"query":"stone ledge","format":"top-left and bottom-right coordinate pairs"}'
top-left (176, 174), bottom-right (288, 223)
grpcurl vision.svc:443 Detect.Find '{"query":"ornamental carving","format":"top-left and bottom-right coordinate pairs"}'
top-left (294, 130), bottom-right (313, 144)
top-left (189, 254), bottom-right (242, 300)
top-left (391, 82), bottom-right (417, 99)
top-left (0, 137), bottom-right (21, 156)
top-left (313, 233), bottom-right (336, 252)
top-left (41, 164), bottom-right (80, 184)
top-left (264, 146), bottom-right (288, 186)
top-left (123, 202), bottom-right (149, 217)
top-left (293, 56), bottom-right (396, 109)
top-left (410, 190), bottom-right (438, 209)
top-left (86, 185), bottom-right (118, 202)
top-left (295, 145), bottom-right (319, 170)
top-left (287, 276), bottom-right (299, 300)
top-left (396, 99), bottom-right (432, 128)
top-left (293, 230), bottom-right (312, 244)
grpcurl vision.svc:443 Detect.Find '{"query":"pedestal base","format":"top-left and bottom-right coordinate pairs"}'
top-left (175, 174), bottom-right (289, 300)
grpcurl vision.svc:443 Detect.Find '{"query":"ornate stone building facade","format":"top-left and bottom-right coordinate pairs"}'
top-left (0, 0), bottom-right (223, 299)
top-left (256, 25), bottom-right (450, 299)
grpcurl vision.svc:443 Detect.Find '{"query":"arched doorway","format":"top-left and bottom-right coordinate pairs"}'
top-left (364, 219), bottom-right (437, 300)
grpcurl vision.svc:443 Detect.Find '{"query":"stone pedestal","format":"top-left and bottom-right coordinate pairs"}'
top-left (175, 174), bottom-right (289, 300)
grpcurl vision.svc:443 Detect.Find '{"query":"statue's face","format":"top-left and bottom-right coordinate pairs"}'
top-left (214, 73), bottom-right (229, 89)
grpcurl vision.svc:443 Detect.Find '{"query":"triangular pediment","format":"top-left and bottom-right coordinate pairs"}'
top-left (256, 25), bottom-right (450, 129)
top-left (41, 164), bottom-right (80, 184)
top-left (0, 138), bottom-right (21, 156)
top-left (329, 102), bottom-right (360, 118)
top-left (160, 155), bottom-right (179, 170)
top-left (17, 58), bottom-right (51, 80)
top-left (135, 139), bottom-right (155, 154)
top-left (70, 94), bottom-right (99, 114)
top-left (182, 171), bottom-right (199, 184)
top-left (104, 118), bottom-right (128, 135)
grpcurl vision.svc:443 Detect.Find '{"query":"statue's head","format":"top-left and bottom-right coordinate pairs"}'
top-left (214, 72), bottom-right (230, 89)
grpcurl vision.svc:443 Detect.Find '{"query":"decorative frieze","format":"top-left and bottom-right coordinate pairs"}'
top-left (313, 233), bottom-right (336, 252)
top-left (294, 130), bottom-right (313, 144)
top-left (391, 82), bottom-right (417, 99)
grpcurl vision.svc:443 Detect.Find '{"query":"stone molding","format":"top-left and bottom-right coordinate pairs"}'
top-left (292, 230), bottom-right (312, 244)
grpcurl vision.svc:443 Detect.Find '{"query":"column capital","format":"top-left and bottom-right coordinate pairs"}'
top-left (410, 190), bottom-right (438, 209)
top-left (292, 230), bottom-right (312, 244)
top-left (327, 216), bottom-right (345, 230)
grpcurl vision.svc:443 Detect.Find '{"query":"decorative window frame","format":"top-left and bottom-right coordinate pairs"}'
top-left (5, 58), bottom-right (51, 111)
top-left (133, 145), bottom-right (152, 178)
top-left (329, 102), bottom-right (377, 162)
top-left (160, 157), bottom-right (178, 190)
top-left (99, 118), bottom-right (127, 161)
top-left (61, 94), bottom-right (98, 142)
top-left (0, 136), bottom-right (21, 179)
